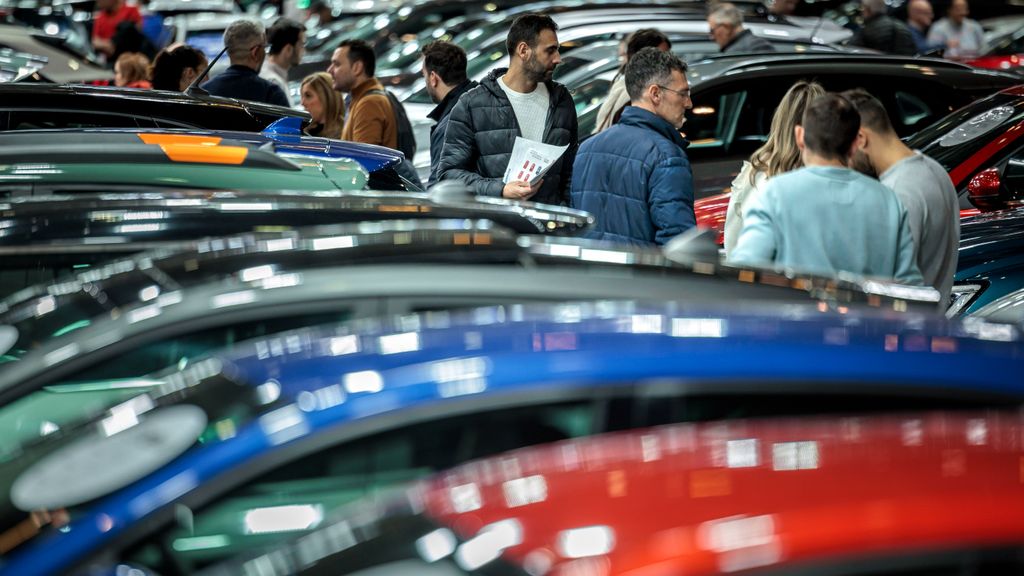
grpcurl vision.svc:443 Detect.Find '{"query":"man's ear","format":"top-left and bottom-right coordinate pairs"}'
top-left (351, 58), bottom-right (364, 77)
top-left (795, 124), bottom-right (805, 151)
top-left (855, 128), bottom-right (868, 150)
top-left (516, 41), bottom-right (531, 62)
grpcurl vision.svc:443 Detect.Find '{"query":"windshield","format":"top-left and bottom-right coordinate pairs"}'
top-left (906, 91), bottom-right (1024, 179)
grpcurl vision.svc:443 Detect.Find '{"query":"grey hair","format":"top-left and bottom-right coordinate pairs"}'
top-left (708, 2), bottom-right (744, 27)
top-left (624, 47), bottom-right (688, 101)
top-left (223, 19), bottom-right (265, 61)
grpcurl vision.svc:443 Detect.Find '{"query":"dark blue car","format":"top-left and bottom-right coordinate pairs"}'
top-left (1, 302), bottom-right (1022, 575)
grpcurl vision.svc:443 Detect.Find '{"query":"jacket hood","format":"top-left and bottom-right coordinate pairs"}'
top-left (618, 106), bottom-right (689, 149)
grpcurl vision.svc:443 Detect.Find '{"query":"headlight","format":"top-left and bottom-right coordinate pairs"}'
top-left (946, 282), bottom-right (987, 317)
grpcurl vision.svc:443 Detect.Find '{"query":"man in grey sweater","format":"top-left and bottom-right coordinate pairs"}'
top-left (844, 89), bottom-right (959, 304)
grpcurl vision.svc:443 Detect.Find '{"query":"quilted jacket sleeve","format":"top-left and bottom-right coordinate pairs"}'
top-left (437, 97), bottom-right (504, 197)
top-left (557, 90), bottom-right (580, 206)
top-left (648, 153), bottom-right (696, 245)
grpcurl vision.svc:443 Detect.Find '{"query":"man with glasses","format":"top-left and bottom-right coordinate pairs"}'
top-left (707, 3), bottom-right (775, 53)
top-left (201, 20), bottom-right (290, 107)
top-left (571, 48), bottom-right (695, 245)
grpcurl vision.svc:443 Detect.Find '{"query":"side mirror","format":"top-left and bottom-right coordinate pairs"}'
top-left (968, 167), bottom-right (1007, 211)
top-left (968, 163), bottom-right (1024, 212)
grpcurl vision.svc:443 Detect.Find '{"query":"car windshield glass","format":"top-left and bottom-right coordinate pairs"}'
top-left (906, 92), bottom-right (1024, 176)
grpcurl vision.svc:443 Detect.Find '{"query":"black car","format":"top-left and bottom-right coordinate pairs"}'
top-left (0, 83), bottom-right (308, 132)
top-left (0, 188), bottom-right (594, 300)
top-left (655, 53), bottom-right (1023, 198)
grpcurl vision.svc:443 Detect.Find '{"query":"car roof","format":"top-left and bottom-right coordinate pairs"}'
top-left (0, 127), bottom-right (405, 174)
top-left (3, 302), bottom-right (1020, 574)
top-left (0, 83), bottom-right (309, 126)
top-left (309, 411), bottom-right (1024, 576)
top-left (0, 218), bottom-right (943, 402)
top-left (0, 129), bottom-right (382, 189)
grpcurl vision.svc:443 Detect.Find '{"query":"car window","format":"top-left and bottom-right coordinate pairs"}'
top-left (118, 401), bottom-right (598, 573)
top-left (571, 78), bottom-right (612, 115)
top-left (894, 90), bottom-right (934, 133)
top-left (7, 110), bottom-right (147, 130)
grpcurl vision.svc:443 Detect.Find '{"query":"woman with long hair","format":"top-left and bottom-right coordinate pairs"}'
top-left (300, 72), bottom-right (344, 139)
top-left (149, 44), bottom-right (208, 91)
top-left (723, 80), bottom-right (826, 254)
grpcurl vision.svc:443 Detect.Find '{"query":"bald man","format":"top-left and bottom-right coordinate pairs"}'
top-left (906, 0), bottom-right (941, 53)
top-left (850, 0), bottom-right (916, 55)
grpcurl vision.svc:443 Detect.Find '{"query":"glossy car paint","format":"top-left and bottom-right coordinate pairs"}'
top-left (0, 133), bottom-right (371, 192)
top-left (954, 207), bottom-right (1024, 312)
top-left (393, 412), bottom-right (1024, 576)
top-left (0, 83), bottom-right (308, 133)
top-left (1, 304), bottom-right (1023, 575)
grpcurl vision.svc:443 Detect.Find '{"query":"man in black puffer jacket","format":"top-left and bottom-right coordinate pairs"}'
top-left (437, 13), bottom-right (578, 206)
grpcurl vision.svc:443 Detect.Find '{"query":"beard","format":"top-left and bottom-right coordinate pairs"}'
top-left (524, 52), bottom-right (552, 83)
top-left (850, 149), bottom-right (877, 178)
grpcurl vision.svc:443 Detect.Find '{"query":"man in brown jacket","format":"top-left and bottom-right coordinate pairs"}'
top-left (328, 39), bottom-right (397, 149)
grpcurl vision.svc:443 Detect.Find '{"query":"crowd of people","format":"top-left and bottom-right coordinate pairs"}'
top-left (87, 0), bottom-right (967, 298)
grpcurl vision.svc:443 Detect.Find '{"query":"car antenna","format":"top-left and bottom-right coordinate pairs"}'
top-left (184, 45), bottom-right (227, 97)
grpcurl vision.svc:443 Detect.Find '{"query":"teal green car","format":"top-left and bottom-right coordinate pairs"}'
top-left (0, 132), bottom-right (369, 192)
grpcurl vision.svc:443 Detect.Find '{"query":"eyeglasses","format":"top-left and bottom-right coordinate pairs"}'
top-left (657, 85), bottom-right (691, 99)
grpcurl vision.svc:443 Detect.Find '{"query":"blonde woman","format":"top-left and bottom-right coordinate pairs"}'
top-left (723, 80), bottom-right (826, 254)
top-left (300, 72), bottom-right (344, 139)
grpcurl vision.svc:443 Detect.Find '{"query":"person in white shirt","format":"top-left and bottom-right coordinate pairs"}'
top-left (260, 17), bottom-right (305, 106)
top-left (437, 13), bottom-right (579, 205)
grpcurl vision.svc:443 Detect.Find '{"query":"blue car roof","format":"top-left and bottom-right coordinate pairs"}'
top-left (3, 302), bottom-right (1023, 575)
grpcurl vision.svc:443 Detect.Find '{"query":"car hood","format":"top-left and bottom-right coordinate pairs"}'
top-left (957, 207), bottom-right (1024, 276)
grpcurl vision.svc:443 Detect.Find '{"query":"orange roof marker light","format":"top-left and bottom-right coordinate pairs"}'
top-left (159, 143), bottom-right (249, 165)
top-left (136, 134), bottom-right (223, 146)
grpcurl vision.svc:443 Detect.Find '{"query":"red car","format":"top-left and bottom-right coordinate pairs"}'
top-left (695, 85), bottom-right (1024, 245)
top-left (217, 411), bottom-right (1024, 574)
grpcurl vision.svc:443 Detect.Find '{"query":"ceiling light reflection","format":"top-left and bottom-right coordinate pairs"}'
top-left (557, 525), bottom-right (615, 559)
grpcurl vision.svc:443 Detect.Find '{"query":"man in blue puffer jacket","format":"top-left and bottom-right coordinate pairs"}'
top-left (571, 48), bottom-right (695, 246)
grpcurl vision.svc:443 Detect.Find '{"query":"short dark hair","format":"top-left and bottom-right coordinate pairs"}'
top-left (339, 38), bottom-right (376, 77)
top-left (626, 28), bottom-right (671, 59)
top-left (801, 93), bottom-right (861, 160)
top-left (421, 40), bottom-right (468, 85)
top-left (841, 88), bottom-right (895, 135)
top-left (624, 46), bottom-right (687, 101)
top-left (506, 13), bottom-right (559, 56)
top-left (267, 18), bottom-right (303, 55)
